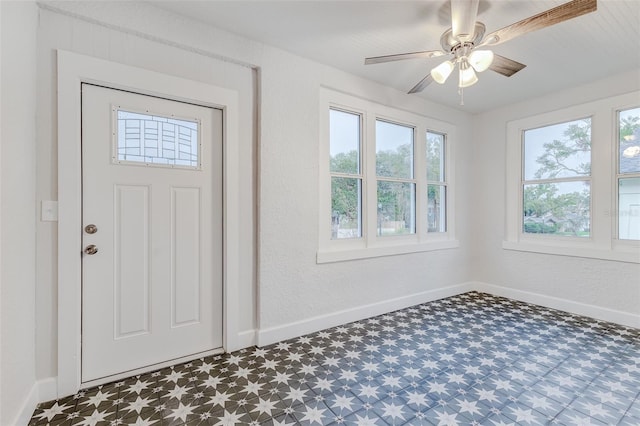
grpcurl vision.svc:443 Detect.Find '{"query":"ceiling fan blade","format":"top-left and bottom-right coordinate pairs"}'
top-left (408, 74), bottom-right (434, 94)
top-left (489, 54), bottom-right (526, 77)
top-left (481, 0), bottom-right (596, 47)
top-left (365, 50), bottom-right (445, 65)
top-left (451, 0), bottom-right (480, 41)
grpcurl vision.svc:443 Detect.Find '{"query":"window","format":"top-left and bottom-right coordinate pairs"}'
top-left (329, 109), bottom-right (362, 239)
top-left (505, 91), bottom-right (639, 263)
top-left (522, 118), bottom-right (591, 237)
top-left (427, 131), bottom-right (447, 233)
top-left (617, 107), bottom-right (640, 240)
top-left (319, 89), bottom-right (457, 263)
top-left (376, 120), bottom-right (416, 236)
top-left (115, 109), bottom-right (200, 168)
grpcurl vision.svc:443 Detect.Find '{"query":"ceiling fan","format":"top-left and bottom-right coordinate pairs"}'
top-left (365, 0), bottom-right (597, 100)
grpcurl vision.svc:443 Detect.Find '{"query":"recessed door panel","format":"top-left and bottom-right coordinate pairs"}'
top-left (172, 187), bottom-right (202, 327)
top-left (114, 184), bottom-right (150, 338)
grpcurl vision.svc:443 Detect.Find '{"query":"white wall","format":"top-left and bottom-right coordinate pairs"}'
top-left (472, 70), bottom-right (640, 322)
top-left (1, 1), bottom-right (38, 424)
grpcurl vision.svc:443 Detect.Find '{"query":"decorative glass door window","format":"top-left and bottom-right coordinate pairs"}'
top-left (115, 109), bottom-right (200, 168)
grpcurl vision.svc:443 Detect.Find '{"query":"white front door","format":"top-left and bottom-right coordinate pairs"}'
top-left (81, 83), bottom-right (223, 383)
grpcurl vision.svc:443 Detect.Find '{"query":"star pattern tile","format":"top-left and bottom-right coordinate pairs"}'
top-left (30, 292), bottom-right (640, 425)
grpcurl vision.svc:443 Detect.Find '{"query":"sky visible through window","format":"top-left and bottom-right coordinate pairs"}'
top-left (523, 118), bottom-right (591, 182)
top-left (329, 109), bottom-right (359, 160)
top-left (329, 110), bottom-right (415, 158)
top-left (375, 120), bottom-right (413, 153)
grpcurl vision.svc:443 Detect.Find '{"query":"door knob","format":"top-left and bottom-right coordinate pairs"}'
top-left (84, 245), bottom-right (98, 255)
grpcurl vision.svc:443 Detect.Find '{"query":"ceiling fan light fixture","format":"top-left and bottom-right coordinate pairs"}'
top-left (364, 0), bottom-right (598, 102)
top-left (459, 61), bottom-right (478, 88)
top-left (431, 60), bottom-right (455, 84)
top-left (468, 49), bottom-right (494, 72)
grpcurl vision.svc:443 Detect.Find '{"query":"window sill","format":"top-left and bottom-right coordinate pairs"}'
top-left (502, 240), bottom-right (640, 264)
top-left (317, 239), bottom-right (460, 264)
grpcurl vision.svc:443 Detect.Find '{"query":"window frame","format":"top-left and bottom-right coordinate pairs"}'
top-left (318, 88), bottom-right (458, 264)
top-left (426, 130), bottom-right (448, 233)
top-left (520, 116), bottom-right (593, 239)
top-left (329, 107), bottom-right (364, 240)
top-left (504, 91), bottom-right (640, 263)
top-left (374, 117), bottom-right (417, 237)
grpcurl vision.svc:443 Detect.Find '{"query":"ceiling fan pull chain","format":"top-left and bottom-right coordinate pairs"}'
top-left (458, 87), bottom-right (465, 106)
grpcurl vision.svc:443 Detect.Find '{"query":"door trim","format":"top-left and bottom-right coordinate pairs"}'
top-left (57, 50), bottom-right (241, 397)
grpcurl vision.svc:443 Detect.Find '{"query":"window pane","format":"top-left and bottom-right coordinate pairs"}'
top-left (331, 177), bottom-right (361, 239)
top-left (523, 181), bottom-right (590, 237)
top-left (619, 177), bottom-right (640, 240)
top-left (619, 107), bottom-right (640, 174)
top-left (428, 185), bottom-right (446, 232)
top-left (330, 109), bottom-right (360, 174)
top-left (377, 181), bottom-right (415, 236)
top-left (376, 120), bottom-right (414, 178)
top-left (427, 131), bottom-right (445, 182)
top-left (117, 110), bottom-right (199, 168)
top-left (523, 118), bottom-right (591, 180)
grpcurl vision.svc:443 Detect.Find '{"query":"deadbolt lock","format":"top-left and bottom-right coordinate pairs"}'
top-left (85, 224), bottom-right (98, 234)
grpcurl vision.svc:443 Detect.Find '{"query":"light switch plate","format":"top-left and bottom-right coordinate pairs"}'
top-left (41, 200), bottom-right (58, 221)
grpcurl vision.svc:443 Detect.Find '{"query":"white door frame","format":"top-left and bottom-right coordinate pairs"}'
top-left (57, 50), bottom-right (241, 397)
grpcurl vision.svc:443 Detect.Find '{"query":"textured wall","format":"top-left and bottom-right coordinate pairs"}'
top-left (34, 1), bottom-right (474, 387)
top-left (257, 49), bottom-right (475, 332)
top-left (471, 70), bottom-right (640, 317)
top-left (35, 4), bottom-right (256, 381)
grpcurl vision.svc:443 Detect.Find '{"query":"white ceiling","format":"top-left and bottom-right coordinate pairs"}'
top-left (153, 0), bottom-right (640, 113)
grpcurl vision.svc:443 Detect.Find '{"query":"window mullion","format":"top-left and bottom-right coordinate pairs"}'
top-left (522, 176), bottom-right (591, 185)
top-left (590, 107), bottom-right (613, 246)
top-left (376, 176), bottom-right (416, 184)
top-left (330, 171), bottom-right (362, 179)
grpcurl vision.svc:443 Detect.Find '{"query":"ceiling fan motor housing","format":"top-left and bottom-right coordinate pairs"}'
top-left (440, 22), bottom-right (486, 52)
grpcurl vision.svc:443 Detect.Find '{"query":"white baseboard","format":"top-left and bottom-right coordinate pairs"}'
top-left (36, 377), bottom-right (58, 404)
top-left (472, 281), bottom-right (640, 329)
top-left (236, 329), bottom-right (257, 349)
top-left (257, 281), bottom-right (639, 348)
top-left (13, 385), bottom-right (38, 426)
top-left (256, 282), bottom-right (474, 347)
top-left (14, 377), bottom-right (58, 426)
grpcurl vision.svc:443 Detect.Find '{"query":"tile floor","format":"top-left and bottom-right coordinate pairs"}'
top-left (30, 292), bottom-right (640, 425)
